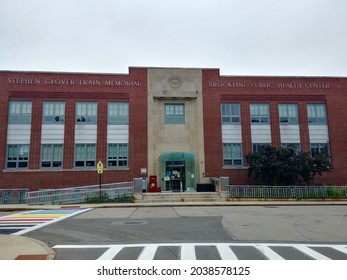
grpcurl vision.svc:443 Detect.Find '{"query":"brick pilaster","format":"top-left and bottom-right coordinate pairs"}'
top-left (63, 100), bottom-right (75, 169)
top-left (298, 102), bottom-right (310, 152)
top-left (97, 100), bottom-right (107, 165)
top-left (29, 100), bottom-right (42, 169)
top-left (270, 102), bottom-right (281, 148)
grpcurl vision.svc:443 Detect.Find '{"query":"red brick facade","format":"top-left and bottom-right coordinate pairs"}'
top-left (202, 69), bottom-right (347, 185)
top-left (0, 67), bottom-right (346, 190)
top-left (0, 68), bottom-right (147, 190)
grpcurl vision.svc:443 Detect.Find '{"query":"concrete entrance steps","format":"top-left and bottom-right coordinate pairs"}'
top-left (136, 192), bottom-right (227, 203)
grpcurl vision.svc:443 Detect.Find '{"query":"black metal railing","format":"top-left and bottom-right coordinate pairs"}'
top-left (226, 185), bottom-right (347, 199)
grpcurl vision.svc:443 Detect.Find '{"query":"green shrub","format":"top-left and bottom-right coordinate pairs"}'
top-left (325, 187), bottom-right (342, 199)
top-left (83, 193), bottom-right (135, 204)
top-left (84, 192), bottom-right (110, 203)
top-left (114, 194), bottom-right (135, 203)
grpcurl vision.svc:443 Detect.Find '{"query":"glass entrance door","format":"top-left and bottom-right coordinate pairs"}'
top-left (159, 152), bottom-right (195, 192)
top-left (165, 161), bottom-right (185, 192)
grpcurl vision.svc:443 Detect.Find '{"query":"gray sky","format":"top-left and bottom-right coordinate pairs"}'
top-left (1, 0), bottom-right (346, 76)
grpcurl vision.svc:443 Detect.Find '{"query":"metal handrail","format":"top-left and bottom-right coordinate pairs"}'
top-left (26, 182), bottom-right (133, 205)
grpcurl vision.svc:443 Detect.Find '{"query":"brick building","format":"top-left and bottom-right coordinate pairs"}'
top-left (0, 67), bottom-right (346, 191)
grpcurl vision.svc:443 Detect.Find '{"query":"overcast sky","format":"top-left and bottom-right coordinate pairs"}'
top-left (1, 0), bottom-right (346, 76)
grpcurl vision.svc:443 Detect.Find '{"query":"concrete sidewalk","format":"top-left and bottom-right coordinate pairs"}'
top-left (1, 200), bottom-right (347, 260)
top-left (1, 199), bottom-right (347, 211)
top-left (0, 235), bottom-right (55, 260)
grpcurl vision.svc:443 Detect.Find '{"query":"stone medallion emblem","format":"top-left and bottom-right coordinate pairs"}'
top-left (168, 75), bottom-right (183, 89)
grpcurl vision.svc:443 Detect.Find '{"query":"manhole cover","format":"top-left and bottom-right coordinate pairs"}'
top-left (124, 221), bottom-right (142, 225)
top-left (110, 220), bottom-right (148, 226)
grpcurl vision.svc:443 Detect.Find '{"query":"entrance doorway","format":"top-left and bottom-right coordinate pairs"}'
top-left (159, 152), bottom-right (195, 192)
top-left (165, 161), bottom-right (185, 192)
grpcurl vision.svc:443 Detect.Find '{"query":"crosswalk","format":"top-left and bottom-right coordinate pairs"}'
top-left (52, 243), bottom-right (347, 260)
top-left (0, 208), bottom-right (90, 235)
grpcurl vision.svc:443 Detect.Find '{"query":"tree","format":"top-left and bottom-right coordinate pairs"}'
top-left (297, 151), bottom-right (332, 185)
top-left (276, 145), bottom-right (301, 185)
top-left (245, 145), bottom-right (332, 185)
top-left (245, 145), bottom-right (280, 185)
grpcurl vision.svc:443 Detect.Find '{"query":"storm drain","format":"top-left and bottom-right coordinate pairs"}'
top-left (109, 220), bottom-right (148, 226)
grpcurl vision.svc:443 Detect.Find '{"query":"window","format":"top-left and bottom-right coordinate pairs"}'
top-left (221, 103), bottom-right (240, 124)
top-left (279, 104), bottom-right (298, 124)
top-left (8, 101), bottom-right (32, 124)
top-left (250, 104), bottom-right (269, 124)
top-left (6, 144), bottom-right (30, 168)
top-left (108, 102), bottom-right (129, 124)
top-left (75, 144), bottom-right (96, 167)
top-left (252, 143), bottom-right (271, 153)
top-left (223, 143), bottom-right (242, 166)
top-left (41, 144), bottom-right (63, 168)
top-left (311, 143), bottom-right (329, 157)
top-left (107, 144), bottom-right (128, 167)
top-left (43, 102), bottom-right (65, 123)
top-left (307, 104), bottom-right (327, 124)
top-left (76, 102), bottom-right (97, 123)
top-left (165, 104), bottom-right (185, 124)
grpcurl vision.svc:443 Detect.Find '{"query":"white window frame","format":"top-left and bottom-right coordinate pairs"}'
top-left (165, 104), bottom-right (185, 124)
top-left (76, 102), bottom-right (97, 124)
top-left (222, 143), bottom-right (243, 166)
top-left (250, 103), bottom-right (269, 124)
top-left (6, 144), bottom-right (30, 169)
top-left (108, 102), bottom-right (129, 124)
top-left (107, 144), bottom-right (128, 167)
top-left (75, 144), bottom-right (96, 168)
top-left (307, 104), bottom-right (327, 124)
top-left (221, 103), bottom-right (241, 124)
top-left (43, 102), bottom-right (65, 124)
top-left (8, 101), bottom-right (32, 124)
top-left (279, 104), bottom-right (298, 124)
top-left (41, 144), bottom-right (63, 168)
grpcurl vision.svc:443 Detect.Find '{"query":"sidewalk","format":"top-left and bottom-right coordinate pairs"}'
top-left (1, 199), bottom-right (347, 211)
top-left (1, 200), bottom-right (347, 260)
top-left (0, 235), bottom-right (55, 260)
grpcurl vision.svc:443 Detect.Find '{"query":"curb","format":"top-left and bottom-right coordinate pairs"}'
top-left (0, 235), bottom-right (55, 260)
top-left (1, 200), bottom-right (347, 211)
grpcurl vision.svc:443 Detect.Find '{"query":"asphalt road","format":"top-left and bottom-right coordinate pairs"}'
top-left (18, 205), bottom-right (347, 259)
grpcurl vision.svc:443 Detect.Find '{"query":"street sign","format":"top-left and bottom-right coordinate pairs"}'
top-left (97, 160), bottom-right (104, 174)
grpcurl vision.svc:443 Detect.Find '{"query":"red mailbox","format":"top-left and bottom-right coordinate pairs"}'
top-left (149, 175), bottom-right (160, 192)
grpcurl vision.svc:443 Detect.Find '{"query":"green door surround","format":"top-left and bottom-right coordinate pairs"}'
top-left (159, 152), bottom-right (196, 192)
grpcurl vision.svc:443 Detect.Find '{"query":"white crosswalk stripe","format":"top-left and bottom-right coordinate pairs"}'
top-left (255, 244), bottom-right (285, 260)
top-left (138, 244), bottom-right (158, 260)
top-left (333, 245), bottom-right (347, 255)
top-left (98, 245), bottom-right (123, 260)
top-left (294, 244), bottom-right (331, 260)
top-left (53, 243), bottom-right (347, 260)
top-left (216, 244), bottom-right (238, 260)
top-left (180, 244), bottom-right (196, 260)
